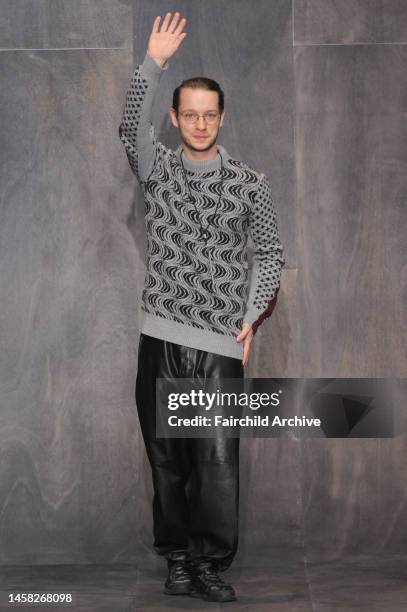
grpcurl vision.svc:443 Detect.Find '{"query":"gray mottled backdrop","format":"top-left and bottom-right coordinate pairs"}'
top-left (0, 0), bottom-right (406, 566)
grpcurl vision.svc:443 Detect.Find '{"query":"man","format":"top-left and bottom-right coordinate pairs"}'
top-left (119, 11), bottom-right (284, 603)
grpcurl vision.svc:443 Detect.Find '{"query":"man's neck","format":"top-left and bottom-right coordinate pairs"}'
top-left (181, 143), bottom-right (219, 162)
top-left (180, 148), bottom-right (222, 173)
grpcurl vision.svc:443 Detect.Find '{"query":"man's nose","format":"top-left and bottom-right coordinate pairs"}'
top-left (196, 115), bottom-right (207, 128)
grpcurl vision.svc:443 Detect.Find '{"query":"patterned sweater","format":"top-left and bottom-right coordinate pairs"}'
top-left (119, 52), bottom-right (285, 359)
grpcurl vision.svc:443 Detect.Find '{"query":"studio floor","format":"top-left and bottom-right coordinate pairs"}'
top-left (1, 555), bottom-right (406, 611)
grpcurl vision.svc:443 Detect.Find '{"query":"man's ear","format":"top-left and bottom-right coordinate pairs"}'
top-left (219, 111), bottom-right (225, 127)
top-left (169, 107), bottom-right (179, 128)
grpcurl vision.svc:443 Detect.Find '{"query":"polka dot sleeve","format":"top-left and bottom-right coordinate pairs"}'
top-left (243, 173), bottom-right (285, 334)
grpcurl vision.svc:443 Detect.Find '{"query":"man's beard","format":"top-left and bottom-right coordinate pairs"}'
top-left (180, 130), bottom-right (219, 153)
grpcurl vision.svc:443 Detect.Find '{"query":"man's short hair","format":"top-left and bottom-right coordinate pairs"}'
top-left (172, 77), bottom-right (224, 114)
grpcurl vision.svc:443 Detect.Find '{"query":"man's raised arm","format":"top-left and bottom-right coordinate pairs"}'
top-left (118, 12), bottom-right (187, 183)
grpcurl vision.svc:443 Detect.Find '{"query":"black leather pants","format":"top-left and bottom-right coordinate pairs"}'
top-left (135, 333), bottom-right (244, 570)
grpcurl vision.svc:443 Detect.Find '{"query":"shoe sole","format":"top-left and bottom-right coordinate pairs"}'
top-left (189, 589), bottom-right (237, 602)
top-left (164, 585), bottom-right (192, 596)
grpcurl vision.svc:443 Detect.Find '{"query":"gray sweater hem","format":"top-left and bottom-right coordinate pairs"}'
top-left (140, 312), bottom-right (243, 360)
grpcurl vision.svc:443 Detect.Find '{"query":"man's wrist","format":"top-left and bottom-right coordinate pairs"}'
top-left (146, 50), bottom-right (168, 68)
top-left (141, 51), bottom-right (169, 82)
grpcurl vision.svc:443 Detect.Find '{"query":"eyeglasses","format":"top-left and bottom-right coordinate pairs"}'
top-left (178, 111), bottom-right (220, 124)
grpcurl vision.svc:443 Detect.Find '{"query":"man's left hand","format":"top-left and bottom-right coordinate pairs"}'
top-left (236, 322), bottom-right (254, 368)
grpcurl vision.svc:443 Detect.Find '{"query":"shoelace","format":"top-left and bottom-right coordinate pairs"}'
top-left (169, 562), bottom-right (190, 581)
top-left (197, 565), bottom-right (229, 588)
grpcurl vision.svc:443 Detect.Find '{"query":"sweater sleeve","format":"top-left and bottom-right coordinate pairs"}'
top-left (118, 52), bottom-right (169, 183)
top-left (243, 173), bottom-right (285, 334)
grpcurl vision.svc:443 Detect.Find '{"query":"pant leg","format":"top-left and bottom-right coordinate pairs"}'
top-left (184, 345), bottom-right (244, 571)
top-left (135, 334), bottom-right (191, 560)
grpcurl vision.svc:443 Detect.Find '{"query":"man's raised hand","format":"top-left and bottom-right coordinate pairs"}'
top-left (148, 12), bottom-right (187, 67)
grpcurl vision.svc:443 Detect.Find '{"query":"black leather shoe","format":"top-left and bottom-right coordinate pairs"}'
top-left (164, 559), bottom-right (192, 595)
top-left (189, 561), bottom-right (237, 602)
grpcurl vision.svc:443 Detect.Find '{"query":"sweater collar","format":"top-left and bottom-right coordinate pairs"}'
top-left (175, 144), bottom-right (231, 173)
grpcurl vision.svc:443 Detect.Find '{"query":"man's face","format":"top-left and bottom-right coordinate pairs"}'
top-left (170, 87), bottom-right (224, 153)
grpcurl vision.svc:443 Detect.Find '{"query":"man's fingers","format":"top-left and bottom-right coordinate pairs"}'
top-left (236, 329), bottom-right (246, 341)
top-left (242, 342), bottom-right (249, 368)
top-left (236, 327), bottom-right (250, 342)
top-left (153, 12), bottom-right (186, 38)
top-left (243, 335), bottom-right (253, 368)
top-left (161, 12), bottom-right (172, 32)
top-left (168, 12), bottom-right (181, 34)
top-left (174, 17), bottom-right (187, 37)
top-left (152, 16), bottom-right (161, 34)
